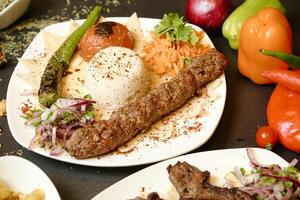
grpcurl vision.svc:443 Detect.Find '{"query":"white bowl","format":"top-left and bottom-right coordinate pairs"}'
top-left (0, 0), bottom-right (31, 29)
top-left (0, 156), bottom-right (61, 200)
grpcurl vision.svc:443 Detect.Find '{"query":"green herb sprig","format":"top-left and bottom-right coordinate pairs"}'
top-left (154, 13), bottom-right (199, 46)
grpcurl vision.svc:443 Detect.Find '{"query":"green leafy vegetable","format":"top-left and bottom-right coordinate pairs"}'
top-left (83, 110), bottom-right (96, 120)
top-left (259, 176), bottom-right (277, 186)
top-left (62, 112), bottom-right (76, 124)
top-left (240, 167), bottom-right (246, 175)
top-left (154, 13), bottom-right (199, 46)
top-left (280, 166), bottom-right (299, 176)
top-left (282, 181), bottom-right (293, 189)
top-left (84, 94), bottom-right (93, 100)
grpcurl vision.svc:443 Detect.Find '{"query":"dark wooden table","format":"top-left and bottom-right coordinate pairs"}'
top-left (0, 0), bottom-right (299, 199)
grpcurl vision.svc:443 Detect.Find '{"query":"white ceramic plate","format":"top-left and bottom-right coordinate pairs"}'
top-left (0, 0), bottom-right (31, 29)
top-left (0, 156), bottom-right (60, 200)
top-left (92, 148), bottom-right (289, 200)
top-left (6, 17), bottom-right (226, 167)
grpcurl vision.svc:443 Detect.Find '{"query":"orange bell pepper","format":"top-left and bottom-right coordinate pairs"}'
top-left (238, 8), bottom-right (292, 84)
top-left (267, 84), bottom-right (300, 153)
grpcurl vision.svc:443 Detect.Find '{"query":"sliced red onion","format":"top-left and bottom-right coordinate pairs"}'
top-left (41, 131), bottom-right (48, 140)
top-left (49, 110), bottom-right (58, 122)
top-left (20, 89), bottom-right (38, 96)
top-left (246, 148), bottom-right (269, 168)
top-left (41, 108), bottom-right (51, 121)
top-left (68, 99), bottom-right (95, 108)
top-left (268, 194), bottom-right (276, 200)
top-left (271, 164), bottom-right (282, 173)
top-left (50, 146), bottom-right (64, 156)
top-left (38, 125), bottom-right (45, 133)
top-left (292, 187), bottom-right (300, 198)
top-left (28, 134), bottom-right (38, 150)
top-left (289, 159), bottom-right (298, 167)
top-left (233, 166), bottom-right (259, 186)
top-left (283, 188), bottom-right (293, 200)
top-left (51, 127), bottom-right (57, 146)
top-left (24, 97), bottom-right (96, 156)
top-left (273, 182), bottom-right (284, 200)
top-left (55, 98), bottom-right (79, 108)
top-left (33, 111), bottom-right (41, 118)
top-left (262, 172), bottom-right (300, 188)
top-left (81, 104), bottom-right (86, 113)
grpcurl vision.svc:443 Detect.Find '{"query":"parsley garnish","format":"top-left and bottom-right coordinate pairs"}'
top-left (83, 110), bottom-right (95, 120)
top-left (154, 13), bottom-right (199, 46)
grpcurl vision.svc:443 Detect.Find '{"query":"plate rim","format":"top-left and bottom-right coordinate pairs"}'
top-left (0, 155), bottom-right (61, 200)
top-left (6, 17), bottom-right (227, 167)
top-left (92, 148), bottom-right (289, 199)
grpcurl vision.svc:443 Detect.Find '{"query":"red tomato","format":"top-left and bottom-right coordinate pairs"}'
top-left (78, 21), bottom-right (134, 61)
top-left (256, 126), bottom-right (278, 149)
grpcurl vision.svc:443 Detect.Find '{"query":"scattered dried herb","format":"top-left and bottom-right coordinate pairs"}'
top-left (0, 0), bottom-right (135, 64)
top-left (0, 0), bottom-right (15, 12)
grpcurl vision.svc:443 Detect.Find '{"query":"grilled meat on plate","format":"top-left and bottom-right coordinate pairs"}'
top-left (168, 162), bottom-right (254, 200)
top-left (66, 48), bottom-right (228, 158)
top-left (133, 192), bottom-right (164, 200)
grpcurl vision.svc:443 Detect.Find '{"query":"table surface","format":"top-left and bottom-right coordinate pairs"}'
top-left (0, 0), bottom-right (299, 199)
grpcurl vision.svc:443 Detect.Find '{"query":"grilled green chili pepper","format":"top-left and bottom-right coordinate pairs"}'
top-left (261, 49), bottom-right (300, 68)
top-left (38, 6), bottom-right (102, 107)
top-left (222, 0), bottom-right (285, 50)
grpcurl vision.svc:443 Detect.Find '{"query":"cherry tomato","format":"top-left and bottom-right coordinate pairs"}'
top-left (256, 126), bottom-right (278, 149)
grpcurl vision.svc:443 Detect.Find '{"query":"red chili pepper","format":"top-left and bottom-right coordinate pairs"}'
top-left (262, 69), bottom-right (300, 93)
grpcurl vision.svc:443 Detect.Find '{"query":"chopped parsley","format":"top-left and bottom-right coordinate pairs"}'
top-left (83, 110), bottom-right (96, 120)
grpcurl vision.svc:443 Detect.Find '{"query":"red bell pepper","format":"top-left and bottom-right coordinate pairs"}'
top-left (266, 70), bottom-right (300, 153)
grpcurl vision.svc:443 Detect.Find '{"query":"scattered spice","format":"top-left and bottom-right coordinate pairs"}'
top-left (21, 103), bottom-right (31, 114)
top-left (0, 0), bottom-right (135, 64)
top-left (0, 47), bottom-right (5, 66)
top-left (0, 99), bottom-right (6, 117)
top-left (0, 0), bottom-right (15, 12)
top-left (2, 149), bottom-right (24, 156)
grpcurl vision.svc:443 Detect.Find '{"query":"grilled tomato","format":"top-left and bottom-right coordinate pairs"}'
top-left (78, 21), bottom-right (134, 61)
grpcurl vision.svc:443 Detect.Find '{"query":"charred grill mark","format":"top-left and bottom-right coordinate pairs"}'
top-left (95, 21), bottom-right (116, 37)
